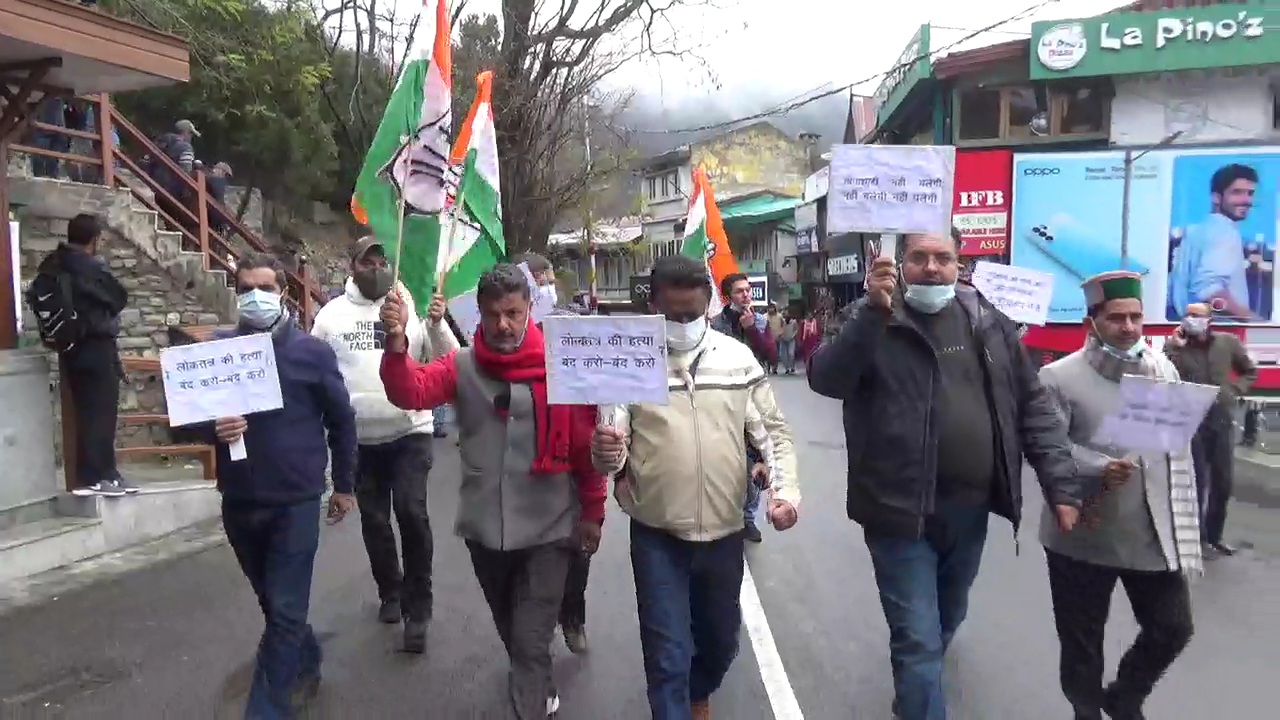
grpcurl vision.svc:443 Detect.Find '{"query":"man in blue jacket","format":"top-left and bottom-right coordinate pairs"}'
top-left (212, 253), bottom-right (358, 719)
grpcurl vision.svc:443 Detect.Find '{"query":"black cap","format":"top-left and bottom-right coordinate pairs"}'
top-left (349, 235), bottom-right (384, 262)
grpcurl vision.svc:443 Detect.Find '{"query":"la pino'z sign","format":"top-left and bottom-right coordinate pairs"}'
top-left (1037, 23), bottom-right (1088, 71)
top-left (1100, 11), bottom-right (1264, 52)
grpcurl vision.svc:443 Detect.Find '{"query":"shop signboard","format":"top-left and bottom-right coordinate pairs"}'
top-left (748, 275), bottom-right (769, 308)
top-left (1030, 6), bottom-right (1276, 80)
top-left (1009, 147), bottom-right (1280, 324)
top-left (953, 150), bottom-right (1012, 257)
top-left (803, 167), bottom-right (830, 203)
top-left (795, 201), bottom-right (819, 254)
top-left (874, 24), bottom-right (932, 127)
top-left (629, 274), bottom-right (651, 306)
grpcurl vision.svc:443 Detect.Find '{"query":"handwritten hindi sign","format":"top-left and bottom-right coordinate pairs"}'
top-left (543, 315), bottom-right (669, 406)
top-left (1092, 376), bottom-right (1219, 454)
top-left (160, 333), bottom-right (284, 428)
top-left (827, 144), bottom-right (956, 236)
top-left (971, 261), bottom-right (1055, 326)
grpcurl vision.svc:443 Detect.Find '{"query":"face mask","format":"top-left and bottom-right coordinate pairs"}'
top-left (238, 289), bottom-right (283, 329)
top-left (352, 267), bottom-right (393, 300)
top-left (1181, 317), bottom-right (1210, 336)
top-left (1101, 338), bottom-right (1147, 362)
top-left (539, 284), bottom-right (558, 306)
top-left (666, 316), bottom-right (707, 352)
top-left (903, 283), bottom-right (956, 314)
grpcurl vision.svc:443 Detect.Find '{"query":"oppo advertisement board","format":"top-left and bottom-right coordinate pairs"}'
top-left (1010, 148), bottom-right (1280, 324)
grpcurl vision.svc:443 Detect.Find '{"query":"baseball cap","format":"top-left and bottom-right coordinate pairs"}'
top-left (349, 235), bottom-right (384, 262)
top-left (175, 119), bottom-right (201, 137)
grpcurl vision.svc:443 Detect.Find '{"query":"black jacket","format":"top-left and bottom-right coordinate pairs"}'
top-left (808, 285), bottom-right (1080, 539)
top-left (39, 245), bottom-right (128, 366)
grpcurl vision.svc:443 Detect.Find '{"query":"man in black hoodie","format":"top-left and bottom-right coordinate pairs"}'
top-left (33, 214), bottom-right (132, 496)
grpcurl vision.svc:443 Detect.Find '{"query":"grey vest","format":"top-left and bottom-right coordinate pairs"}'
top-left (453, 349), bottom-right (579, 551)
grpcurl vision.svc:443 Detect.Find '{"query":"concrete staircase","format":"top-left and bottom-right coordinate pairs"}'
top-left (1, 174), bottom-right (234, 584)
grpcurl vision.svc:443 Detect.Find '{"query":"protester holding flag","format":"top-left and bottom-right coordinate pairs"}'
top-left (310, 235), bottom-right (459, 654)
top-left (379, 265), bottom-right (606, 720)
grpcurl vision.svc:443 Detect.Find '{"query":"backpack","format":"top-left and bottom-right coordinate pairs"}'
top-left (25, 269), bottom-right (83, 352)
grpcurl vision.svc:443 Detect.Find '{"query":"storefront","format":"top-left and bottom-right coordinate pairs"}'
top-left (822, 232), bottom-right (868, 307)
top-left (953, 149), bottom-right (1013, 279)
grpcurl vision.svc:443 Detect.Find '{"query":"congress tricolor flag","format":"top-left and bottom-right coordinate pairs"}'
top-left (680, 168), bottom-right (740, 317)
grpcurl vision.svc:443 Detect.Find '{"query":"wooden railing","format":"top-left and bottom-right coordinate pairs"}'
top-left (9, 93), bottom-right (324, 326)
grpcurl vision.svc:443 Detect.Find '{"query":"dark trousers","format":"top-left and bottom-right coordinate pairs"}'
top-left (863, 503), bottom-right (991, 720)
top-left (64, 349), bottom-right (121, 487)
top-left (223, 498), bottom-right (323, 720)
top-left (630, 520), bottom-right (745, 720)
top-left (467, 540), bottom-right (572, 720)
top-left (355, 434), bottom-right (434, 621)
top-left (1191, 408), bottom-right (1234, 546)
top-left (1046, 550), bottom-right (1194, 719)
top-left (559, 551), bottom-right (590, 630)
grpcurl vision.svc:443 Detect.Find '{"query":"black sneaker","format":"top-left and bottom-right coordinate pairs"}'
top-left (115, 475), bottom-right (141, 494)
top-left (744, 523), bottom-right (763, 543)
top-left (403, 619), bottom-right (427, 654)
top-left (378, 599), bottom-right (402, 624)
top-left (73, 480), bottom-right (127, 498)
top-left (1102, 686), bottom-right (1146, 720)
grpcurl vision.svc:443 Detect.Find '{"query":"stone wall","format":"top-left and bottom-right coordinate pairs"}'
top-left (17, 213), bottom-right (230, 452)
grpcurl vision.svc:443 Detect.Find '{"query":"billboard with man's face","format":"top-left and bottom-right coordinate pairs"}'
top-left (1010, 147), bottom-right (1279, 324)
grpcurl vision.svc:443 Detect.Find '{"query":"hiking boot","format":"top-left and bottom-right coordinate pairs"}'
top-left (691, 699), bottom-right (710, 720)
top-left (378, 599), bottom-right (402, 624)
top-left (562, 625), bottom-right (588, 654)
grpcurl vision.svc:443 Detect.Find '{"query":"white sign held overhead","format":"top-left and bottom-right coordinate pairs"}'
top-left (544, 315), bottom-right (669, 406)
top-left (971, 262), bottom-right (1055, 326)
top-left (1092, 376), bottom-right (1219, 455)
top-left (826, 144), bottom-right (956, 236)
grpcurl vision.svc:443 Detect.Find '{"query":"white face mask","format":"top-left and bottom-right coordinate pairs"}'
top-left (665, 316), bottom-right (707, 352)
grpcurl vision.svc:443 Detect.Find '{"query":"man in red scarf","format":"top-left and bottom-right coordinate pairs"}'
top-left (379, 263), bottom-right (606, 719)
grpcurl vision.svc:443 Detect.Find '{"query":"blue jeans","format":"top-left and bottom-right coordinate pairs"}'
top-left (863, 503), bottom-right (991, 720)
top-left (433, 404), bottom-right (452, 437)
top-left (777, 338), bottom-right (796, 372)
top-left (223, 498), bottom-right (323, 720)
top-left (743, 475), bottom-right (761, 527)
top-left (631, 520), bottom-right (744, 720)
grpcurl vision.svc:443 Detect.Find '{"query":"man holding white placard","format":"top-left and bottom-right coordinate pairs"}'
top-left (310, 236), bottom-right (459, 654)
top-left (211, 253), bottom-right (358, 719)
top-left (1038, 271), bottom-right (1200, 720)
top-left (379, 263), bottom-right (606, 719)
top-left (590, 254), bottom-right (799, 720)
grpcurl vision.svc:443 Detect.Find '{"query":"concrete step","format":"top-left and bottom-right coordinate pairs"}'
top-left (0, 481), bottom-right (220, 584)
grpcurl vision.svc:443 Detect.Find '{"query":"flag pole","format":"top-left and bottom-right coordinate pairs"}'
top-left (391, 192), bottom-right (407, 291)
top-left (436, 185), bottom-right (469, 293)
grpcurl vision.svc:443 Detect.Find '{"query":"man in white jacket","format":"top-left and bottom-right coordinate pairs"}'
top-left (311, 236), bottom-right (459, 654)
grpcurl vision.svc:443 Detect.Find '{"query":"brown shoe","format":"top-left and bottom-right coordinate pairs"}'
top-left (691, 699), bottom-right (710, 720)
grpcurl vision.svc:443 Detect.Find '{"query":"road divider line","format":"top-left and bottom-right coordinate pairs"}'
top-left (741, 563), bottom-right (805, 720)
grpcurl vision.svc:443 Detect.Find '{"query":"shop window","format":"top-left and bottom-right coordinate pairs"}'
top-left (645, 170), bottom-right (682, 202)
top-left (954, 79), bottom-right (1108, 144)
top-left (957, 87), bottom-right (1001, 140)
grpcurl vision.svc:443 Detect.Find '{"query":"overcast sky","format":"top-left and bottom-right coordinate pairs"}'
top-left (390, 0), bottom-right (1123, 106)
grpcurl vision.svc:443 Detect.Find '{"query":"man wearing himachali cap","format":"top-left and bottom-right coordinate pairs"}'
top-left (1037, 271), bottom-right (1201, 720)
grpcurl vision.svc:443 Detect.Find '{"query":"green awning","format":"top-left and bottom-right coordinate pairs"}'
top-left (720, 195), bottom-right (801, 226)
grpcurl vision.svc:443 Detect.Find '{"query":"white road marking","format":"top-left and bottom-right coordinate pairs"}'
top-left (741, 562), bottom-right (805, 720)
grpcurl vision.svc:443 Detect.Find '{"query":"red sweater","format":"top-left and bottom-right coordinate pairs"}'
top-left (380, 349), bottom-right (607, 523)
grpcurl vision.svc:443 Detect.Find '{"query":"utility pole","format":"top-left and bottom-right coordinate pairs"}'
top-left (583, 100), bottom-right (597, 308)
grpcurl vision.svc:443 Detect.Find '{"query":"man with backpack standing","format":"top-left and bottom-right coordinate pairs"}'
top-left (27, 214), bottom-right (133, 496)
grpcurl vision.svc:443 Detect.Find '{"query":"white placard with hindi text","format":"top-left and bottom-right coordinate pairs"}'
top-left (543, 315), bottom-right (669, 406)
top-left (971, 262), bottom-right (1054, 326)
top-left (160, 333), bottom-right (284, 427)
top-left (518, 262), bottom-right (553, 324)
top-left (1091, 375), bottom-right (1219, 455)
top-left (827, 144), bottom-right (956, 236)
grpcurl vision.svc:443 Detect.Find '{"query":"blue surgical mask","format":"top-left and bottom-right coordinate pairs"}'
top-left (237, 289), bottom-right (283, 329)
top-left (903, 283), bottom-right (956, 314)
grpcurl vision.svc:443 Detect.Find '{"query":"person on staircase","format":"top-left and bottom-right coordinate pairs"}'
top-left (310, 236), bottom-right (459, 653)
top-left (29, 214), bottom-right (134, 496)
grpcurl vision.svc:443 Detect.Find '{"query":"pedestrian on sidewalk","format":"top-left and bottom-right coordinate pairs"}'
top-left (310, 236), bottom-right (459, 653)
top-left (1164, 301), bottom-right (1257, 559)
top-left (209, 252), bottom-right (358, 719)
top-left (708, 272), bottom-right (777, 544)
top-left (807, 229), bottom-right (1081, 720)
top-left (1039, 271), bottom-right (1201, 720)
top-left (516, 251), bottom-right (594, 655)
top-left (379, 263), bottom-right (606, 719)
top-left (778, 308), bottom-right (799, 374)
top-left (28, 213), bottom-right (135, 496)
top-left (591, 254), bottom-right (800, 720)
top-left (765, 302), bottom-right (784, 373)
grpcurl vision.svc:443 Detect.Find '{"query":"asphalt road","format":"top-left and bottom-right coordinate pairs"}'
top-left (1, 377), bottom-right (1278, 719)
